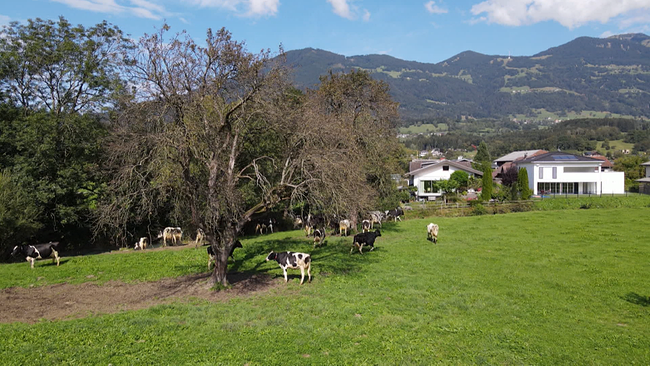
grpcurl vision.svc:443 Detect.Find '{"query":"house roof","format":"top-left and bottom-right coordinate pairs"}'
top-left (516, 151), bottom-right (602, 164)
top-left (636, 178), bottom-right (650, 183)
top-left (494, 150), bottom-right (545, 163)
top-left (409, 159), bottom-right (441, 172)
top-left (589, 155), bottom-right (613, 168)
top-left (408, 160), bottom-right (483, 177)
top-left (641, 161), bottom-right (650, 166)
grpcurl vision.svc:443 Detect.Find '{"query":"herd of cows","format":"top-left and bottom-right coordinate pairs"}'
top-left (9, 207), bottom-right (441, 285)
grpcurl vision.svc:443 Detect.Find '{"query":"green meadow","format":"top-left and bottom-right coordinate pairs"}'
top-left (1, 206), bottom-right (649, 364)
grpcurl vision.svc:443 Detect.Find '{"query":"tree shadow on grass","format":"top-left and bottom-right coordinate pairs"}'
top-left (373, 221), bottom-right (406, 234)
top-left (622, 292), bottom-right (650, 307)
top-left (229, 236), bottom-right (380, 282)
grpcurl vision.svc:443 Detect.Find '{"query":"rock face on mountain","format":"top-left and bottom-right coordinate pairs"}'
top-left (284, 34), bottom-right (650, 121)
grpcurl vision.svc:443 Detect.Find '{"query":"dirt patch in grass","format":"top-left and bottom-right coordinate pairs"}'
top-left (0, 272), bottom-right (277, 324)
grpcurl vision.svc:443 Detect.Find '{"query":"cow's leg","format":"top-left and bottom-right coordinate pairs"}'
top-left (369, 245), bottom-right (375, 252)
top-left (350, 243), bottom-right (356, 254)
top-left (52, 249), bottom-right (60, 266)
top-left (359, 244), bottom-right (364, 255)
top-left (307, 262), bottom-right (312, 283)
top-left (27, 257), bottom-right (35, 269)
top-left (299, 267), bottom-right (305, 285)
top-left (283, 267), bottom-right (288, 282)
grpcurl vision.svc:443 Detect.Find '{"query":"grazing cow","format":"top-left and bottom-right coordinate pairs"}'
top-left (313, 229), bottom-right (325, 248)
top-left (386, 207), bottom-right (404, 222)
top-left (12, 242), bottom-right (61, 269)
top-left (293, 217), bottom-right (303, 229)
top-left (361, 219), bottom-right (371, 233)
top-left (255, 221), bottom-right (268, 235)
top-left (134, 237), bottom-right (148, 250)
top-left (368, 211), bottom-right (384, 229)
top-left (160, 227), bottom-right (182, 247)
top-left (351, 230), bottom-right (381, 255)
top-left (339, 219), bottom-right (352, 236)
top-left (265, 251), bottom-right (312, 285)
top-left (304, 224), bottom-right (314, 237)
top-left (427, 223), bottom-right (439, 244)
top-left (207, 241), bottom-right (243, 270)
top-left (195, 228), bottom-right (205, 248)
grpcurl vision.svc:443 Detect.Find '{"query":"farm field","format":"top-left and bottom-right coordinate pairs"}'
top-left (1, 207), bottom-right (649, 364)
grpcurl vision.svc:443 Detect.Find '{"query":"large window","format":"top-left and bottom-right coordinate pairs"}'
top-left (423, 180), bottom-right (439, 193)
top-left (538, 182), bottom-right (579, 194)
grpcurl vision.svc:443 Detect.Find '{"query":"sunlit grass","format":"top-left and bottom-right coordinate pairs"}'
top-left (1, 208), bottom-right (649, 364)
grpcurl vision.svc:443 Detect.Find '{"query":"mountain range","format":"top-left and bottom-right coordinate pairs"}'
top-left (283, 34), bottom-right (650, 122)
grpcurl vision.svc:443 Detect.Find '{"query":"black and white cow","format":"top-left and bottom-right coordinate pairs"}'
top-left (207, 241), bottom-right (243, 270)
top-left (351, 230), bottom-right (381, 254)
top-left (265, 251), bottom-right (312, 285)
top-left (11, 242), bottom-right (61, 269)
top-left (361, 219), bottom-right (371, 233)
top-left (386, 207), bottom-right (404, 222)
top-left (312, 229), bottom-right (325, 248)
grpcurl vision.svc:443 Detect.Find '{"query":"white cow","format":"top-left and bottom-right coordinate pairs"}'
top-left (427, 223), bottom-right (439, 244)
top-left (134, 237), bottom-right (148, 250)
top-left (161, 227), bottom-right (183, 247)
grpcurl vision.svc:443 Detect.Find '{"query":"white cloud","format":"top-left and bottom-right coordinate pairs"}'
top-left (246, 0), bottom-right (279, 16)
top-left (184, 0), bottom-right (279, 17)
top-left (617, 9), bottom-right (650, 28)
top-left (327, 0), bottom-right (354, 20)
top-left (470, 0), bottom-right (650, 29)
top-left (425, 1), bottom-right (448, 14)
top-left (51, 0), bottom-right (167, 20)
top-left (362, 9), bottom-right (371, 22)
top-left (600, 30), bottom-right (614, 38)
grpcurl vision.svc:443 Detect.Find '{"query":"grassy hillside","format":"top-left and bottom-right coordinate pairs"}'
top-left (1, 205), bottom-right (649, 364)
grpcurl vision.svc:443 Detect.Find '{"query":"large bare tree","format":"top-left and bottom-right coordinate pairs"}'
top-left (97, 25), bottom-right (400, 285)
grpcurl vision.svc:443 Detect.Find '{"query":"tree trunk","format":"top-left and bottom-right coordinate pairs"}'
top-left (210, 249), bottom-right (229, 286)
top-left (208, 227), bottom-right (237, 286)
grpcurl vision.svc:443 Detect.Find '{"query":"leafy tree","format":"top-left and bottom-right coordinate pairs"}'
top-left (473, 141), bottom-right (492, 171)
top-left (449, 170), bottom-right (469, 191)
top-left (0, 16), bottom-right (129, 115)
top-left (480, 167), bottom-right (493, 201)
top-left (436, 179), bottom-right (460, 204)
top-left (517, 167), bottom-right (532, 199)
top-left (500, 164), bottom-right (519, 187)
top-left (0, 109), bottom-right (106, 245)
top-left (0, 170), bottom-right (42, 260)
top-left (98, 26), bottom-right (400, 285)
top-left (613, 155), bottom-right (645, 191)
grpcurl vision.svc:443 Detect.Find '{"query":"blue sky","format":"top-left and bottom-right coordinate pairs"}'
top-left (2, 0), bottom-right (649, 64)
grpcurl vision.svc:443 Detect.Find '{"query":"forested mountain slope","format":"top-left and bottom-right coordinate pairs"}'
top-left (284, 34), bottom-right (650, 122)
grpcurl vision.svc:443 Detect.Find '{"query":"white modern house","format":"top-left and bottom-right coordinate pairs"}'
top-left (516, 152), bottom-right (625, 195)
top-left (408, 160), bottom-right (483, 200)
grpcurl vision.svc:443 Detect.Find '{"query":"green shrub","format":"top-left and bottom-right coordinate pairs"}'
top-left (472, 204), bottom-right (488, 215)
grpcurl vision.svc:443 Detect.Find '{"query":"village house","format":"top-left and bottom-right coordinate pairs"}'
top-left (408, 159), bottom-right (483, 200)
top-left (515, 151), bottom-right (624, 195)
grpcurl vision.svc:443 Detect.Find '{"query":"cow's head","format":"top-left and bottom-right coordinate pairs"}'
top-left (265, 251), bottom-right (277, 261)
top-left (11, 245), bottom-right (23, 257)
top-left (375, 230), bottom-right (382, 237)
